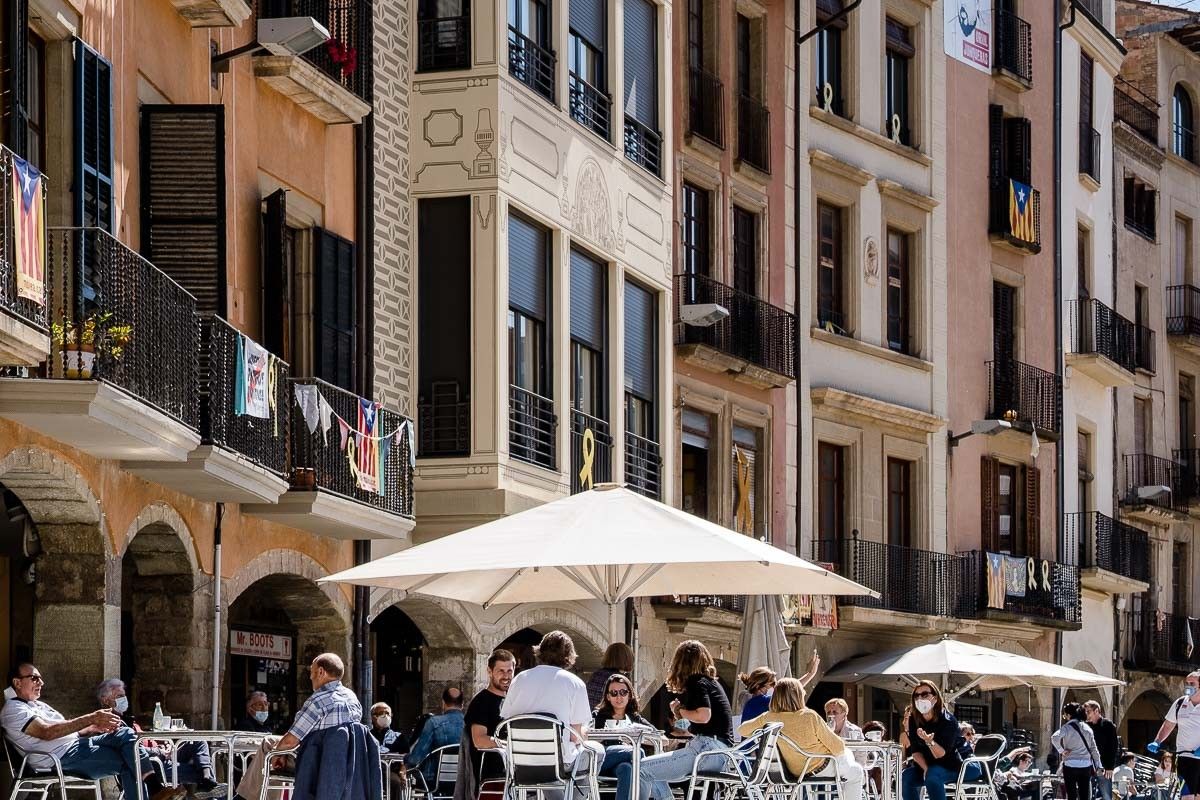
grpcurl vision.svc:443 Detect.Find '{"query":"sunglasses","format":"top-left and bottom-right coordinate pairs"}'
top-left (913, 691), bottom-right (935, 699)
top-left (608, 689), bottom-right (630, 698)
top-left (17, 675), bottom-right (43, 684)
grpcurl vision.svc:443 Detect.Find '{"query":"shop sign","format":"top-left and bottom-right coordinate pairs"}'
top-left (230, 629), bottom-right (293, 660)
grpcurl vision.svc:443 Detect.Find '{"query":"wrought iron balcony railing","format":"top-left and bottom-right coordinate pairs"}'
top-left (289, 377), bottom-right (415, 517)
top-left (1063, 511), bottom-right (1150, 584)
top-left (47, 227), bottom-right (199, 428)
top-left (1069, 298), bottom-right (1139, 373)
top-left (570, 409), bottom-right (612, 494)
top-left (993, 8), bottom-right (1032, 84)
top-left (568, 72), bottom-right (611, 141)
top-left (737, 94), bottom-right (770, 172)
top-left (688, 67), bottom-right (724, 147)
top-left (651, 594), bottom-right (745, 613)
top-left (200, 316), bottom-right (290, 476)
top-left (256, 0), bottom-right (373, 102)
top-left (625, 431), bottom-right (661, 499)
top-left (508, 27), bottom-right (556, 103)
top-left (1166, 284), bottom-right (1200, 338)
top-left (988, 178), bottom-right (1042, 252)
top-left (959, 550), bottom-right (1081, 627)
top-left (624, 116), bottom-right (662, 177)
top-left (987, 358), bottom-right (1062, 438)
top-left (418, 380), bottom-right (470, 457)
top-left (674, 272), bottom-right (796, 379)
top-left (1080, 123), bottom-right (1101, 182)
top-left (1123, 453), bottom-right (1189, 513)
top-left (1175, 448), bottom-right (1200, 506)
top-left (417, 15), bottom-right (471, 72)
top-left (0, 146), bottom-right (48, 334)
top-left (510, 384), bottom-right (556, 469)
top-left (812, 535), bottom-right (965, 618)
top-left (1124, 608), bottom-right (1200, 674)
top-left (1115, 77), bottom-right (1159, 144)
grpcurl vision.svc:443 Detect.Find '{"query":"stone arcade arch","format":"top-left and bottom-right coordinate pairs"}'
top-left (491, 605), bottom-right (608, 677)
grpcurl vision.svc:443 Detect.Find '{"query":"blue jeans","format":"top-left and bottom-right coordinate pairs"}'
top-left (616, 736), bottom-right (727, 800)
top-left (903, 764), bottom-right (959, 800)
top-left (154, 741), bottom-right (214, 784)
top-left (58, 727), bottom-right (158, 800)
top-left (601, 746), bottom-right (634, 777)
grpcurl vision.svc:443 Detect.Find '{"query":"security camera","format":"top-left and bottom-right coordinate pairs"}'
top-left (679, 303), bottom-right (730, 327)
top-left (257, 17), bottom-right (331, 56)
top-left (970, 419), bottom-right (1012, 436)
top-left (1137, 485), bottom-right (1171, 502)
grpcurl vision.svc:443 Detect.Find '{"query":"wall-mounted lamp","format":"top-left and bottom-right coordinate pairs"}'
top-left (948, 419), bottom-right (1013, 449)
top-left (211, 17), bottom-right (331, 73)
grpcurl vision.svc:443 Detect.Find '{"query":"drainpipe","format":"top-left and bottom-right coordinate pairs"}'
top-left (1054, 0), bottom-right (1068, 720)
top-left (210, 503), bottom-right (223, 730)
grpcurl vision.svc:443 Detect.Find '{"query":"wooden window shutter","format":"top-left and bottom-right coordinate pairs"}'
top-left (314, 228), bottom-right (356, 392)
top-left (74, 39), bottom-right (114, 232)
top-left (981, 456), bottom-right (998, 552)
top-left (1003, 116), bottom-right (1032, 184)
top-left (140, 104), bottom-right (226, 316)
top-left (988, 104), bottom-right (1005, 180)
top-left (3, 0), bottom-right (30, 157)
top-left (261, 190), bottom-right (288, 358)
top-left (1024, 464), bottom-right (1041, 558)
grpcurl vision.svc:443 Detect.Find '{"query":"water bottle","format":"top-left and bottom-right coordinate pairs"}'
top-left (153, 702), bottom-right (164, 731)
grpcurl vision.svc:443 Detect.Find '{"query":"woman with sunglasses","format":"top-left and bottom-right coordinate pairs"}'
top-left (900, 681), bottom-right (971, 800)
top-left (594, 674), bottom-right (653, 729)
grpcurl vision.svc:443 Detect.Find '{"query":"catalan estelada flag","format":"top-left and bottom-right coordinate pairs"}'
top-left (355, 398), bottom-right (380, 494)
top-left (10, 155), bottom-right (44, 305)
top-left (1008, 178), bottom-right (1035, 244)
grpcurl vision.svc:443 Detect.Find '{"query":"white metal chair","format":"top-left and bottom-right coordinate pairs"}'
top-left (676, 722), bottom-right (782, 800)
top-left (949, 734), bottom-right (1007, 800)
top-left (407, 744), bottom-right (460, 800)
top-left (257, 745), bottom-right (299, 800)
top-left (765, 733), bottom-right (854, 800)
top-left (496, 714), bottom-right (602, 800)
top-left (2, 733), bottom-right (103, 800)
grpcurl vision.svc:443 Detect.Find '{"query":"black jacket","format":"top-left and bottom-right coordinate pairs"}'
top-left (1088, 717), bottom-right (1119, 770)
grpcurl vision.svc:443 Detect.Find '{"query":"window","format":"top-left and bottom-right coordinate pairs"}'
top-left (508, 213), bottom-right (551, 397)
top-left (1136, 285), bottom-right (1149, 329)
top-left (885, 228), bottom-right (911, 355)
top-left (1176, 216), bottom-right (1192, 287)
top-left (732, 207), bottom-right (757, 296)
top-left (508, 0), bottom-right (554, 101)
top-left (732, 425), bottom-right (760, 535)
top-left (886, 458), bottom-right (912, 548)
top-left (314, 230), bottom-right (357, 391)
top-left (686, 0), bottom-right (721, 146)
top-left (996, 463), bottom-right (1018, 554)
top-left (817, 442), bottom-right (846, 544)
top-left (417, 0), bottom-right (471, 71)
top-left (680, 183), bottom-right (710, 280)
top-left (22, 31), bottom-right (44, 168)
top-left (815, 0), bottom-right (845, 116)
top-left (735, 15), bottom-right (768, 170)
top-left (1124, 176), bottom-right (1157, 239)
top-left (686, 0), bottom-right (705, 68)
top-left (568, 0), bottom-right (607, 138)
top-left (1134, 396), bottom-right (1150, 454)
top-left (570, 249), bottom-right (606, 419)
top-left (992, 282), bottom-right (1016, 365)
top-left (623, 0), bottom-right (659, 174)
top-left (624, 280), bottom-right (656, 439)
top-left (989, 105), bottom-right (1037, 247)
top-left (74, 39), bottom-right (114, 232)
top-left (1079, 53), bottom-right (1098, 180)
top-left (1175, 84), bottom-right (1196, 163)
top-left (737, 15), bottom-right (752, 98)
top-left (1077, 430), bottom-right (1092, 515)
top-left (1173, 542), bottom-right (1190, 615)
top-left (884, 19), bottom-right (913, 147)
top-left (817, 202), bottom-right (846, 334)
top-left (982, 457), bottom-right (1040, 557)
top-left (681, 409), bottom-right (713, 519)
top-left (1180, 374), bottom-right (1195, 451)
top-left (1077, 226), bottom-right (1090, 300)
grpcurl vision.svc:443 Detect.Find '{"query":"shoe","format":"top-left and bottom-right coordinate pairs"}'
top-left (150, 786), bottom-right (187, 800)
top-left (193, 783), bottom-right (229, 800)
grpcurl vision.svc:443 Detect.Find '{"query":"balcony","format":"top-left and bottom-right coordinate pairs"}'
top-left (1124, 608), bottom-right (1200, 675)
top-left (1175, 448), bottom-right (1200, 509)
top-left (1166, 285), bottom-right (1200, 357)
top-left (125, 317), bottom-right (290, 503)
top-left (1122, 453), bottom-right (1189, 520)
top-left (570, 409), bottom-right (612, 494)
top-left (737, 94), bottom-right (770, 173)
top-left (510, 384), bottom-right (556, 470)
top-left (1063, 511), bottom-right (1151, 594)
top-left (652, 594), bottom-right (744, 635)
top-left (688, 67), bottom-right (724, 148)
top-left (993, 8), bottom-right (1032, 88)
top-left (568, 72), bottom-right (612, 142)
top-left (1066, 298), bottom-right (1138, 386)
top-left (251, 0), bottom-right (373, 125)
top-left (987, 359), bottom-right (1062, 439)
top-left (673, 273), bottom-right (795, 387)
top-left (624, 116), bottom-right (662, 177)
top-left (417, 15), bottom-right (471, 72)
top-left (959, 550), bottom-right (1081, 629)
top-left (418, 380), bottom-right (470, 457)
top-left (0, 228), bottom-right (201, 461)
top-left (168, 0), bottom-right (250, 26)
top-left (1115, 77), bottom-right (1159, 144)
top-left (0, 147), bottom-right (50, 366)
top-left (508, 27), bottom-right (556, 104)
top-left (1079, 124), bottom-right (1102, 184)
top-left (988, 178), bottom-right (1042, 254)
top-left (625, 432), bottom-right (661, 500)
top-left (244, 377), bottom-right (415, 540)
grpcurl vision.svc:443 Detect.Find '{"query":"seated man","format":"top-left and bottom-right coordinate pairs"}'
top-left (1, 663), bottom-right (183, 800)
top-left (236, 692), bottom-right (275, 735)
top-left (95, 678), bottom-right (228, 800)
top-left (234, 653), bottom-right (362, 800)
top-left (404, 687), bottom-right (465, 787)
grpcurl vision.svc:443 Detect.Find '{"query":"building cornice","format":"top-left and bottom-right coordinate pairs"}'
top-left (810, 386), bottom-right (946, 433)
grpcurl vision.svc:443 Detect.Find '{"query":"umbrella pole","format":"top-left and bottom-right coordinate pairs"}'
top-left (608, 601), bottom-right (620, 644)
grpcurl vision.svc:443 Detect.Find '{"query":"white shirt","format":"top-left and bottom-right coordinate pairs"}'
top-left (1166, 695), bottom-right (1200, 753)
top-left (1113, 765), bottom-right (1136, 797)
top-left (1, 699), bottom-right (77, 769)
top-left (501, 665), bottom-right (591, 759)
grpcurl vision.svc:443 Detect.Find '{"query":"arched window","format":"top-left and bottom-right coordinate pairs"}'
top-left (1174, 84), bottom-right (1195, 162)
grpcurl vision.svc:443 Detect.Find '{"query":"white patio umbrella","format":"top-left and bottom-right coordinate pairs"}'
top-left (320, 483), bottom-right (875, 639)
top-left (733, 594), bottom-right (792, 716)
top-left (822, 635), bottom-right (1123, 702)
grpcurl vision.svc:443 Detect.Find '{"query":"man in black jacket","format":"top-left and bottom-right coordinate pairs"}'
top-left (1086, 700), bottom-right (1120, 800)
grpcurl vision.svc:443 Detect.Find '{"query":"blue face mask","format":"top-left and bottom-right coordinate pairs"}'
top-left (1186, 687), bottom-right (1197, 698)
top-left (114, 696), bottom-right (129, 715)
top-left (253, 710), bottom-right (270, 723)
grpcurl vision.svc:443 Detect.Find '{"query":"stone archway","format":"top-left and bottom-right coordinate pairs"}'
top-left (1121, 687), bottom-right (1173, 753)
top-left (491, 604), bottom-right (608, 676)
top-left (0, 446), bottom-right (112, 714)
top-left (120, 503), bottom-right (207, 723)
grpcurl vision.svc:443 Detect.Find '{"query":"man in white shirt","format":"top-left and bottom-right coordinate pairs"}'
top-left (1148, 670), bottom-right (1200, 800)
top-left (0, 663), bottom-right (183, 800)
top-left (500, 631), bottom-right (604, 786)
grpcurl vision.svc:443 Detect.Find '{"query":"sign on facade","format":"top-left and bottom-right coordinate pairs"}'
top-left (230, 629), bottom-right (293, 660)
top-left (945, 0), bottom-right (991, 73)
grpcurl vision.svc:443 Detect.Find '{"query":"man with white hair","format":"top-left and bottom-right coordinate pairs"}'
top-left (1148, 670), bottom-right (1200, 800)
top-left (237, 691), bottom-right (274, 734)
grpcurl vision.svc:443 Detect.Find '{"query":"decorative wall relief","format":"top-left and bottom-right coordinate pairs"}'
top-left (615, 190), bottom-right (626, 252)
top-left (559, 153), bottom-right (571, 216)
top-left (472, 109), bottom-right (496, 178)
top-left (498, 113), bottom-right (511, 179)
top-left (511, 118), bottom-right (559, 179)
top-left (864, 236), bottom-right (880, 286)
top-left (423, 109), bottom-right (464, 147)
top-left (474, 194), bottom-right (496, 230)
top-left (570, 158), bottom-right (616, 252)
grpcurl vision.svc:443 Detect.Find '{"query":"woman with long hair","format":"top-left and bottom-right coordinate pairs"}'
top-left (1051, 702), bottom-right (1103, 800)
top-left (587, 643), bottom-right (636, 708)
top-left (900, 681), bottom-right (970, 800)
top-left (594, 674), bottom-right (653, 729)
top-left (614, 640), bottom-right (734, 800)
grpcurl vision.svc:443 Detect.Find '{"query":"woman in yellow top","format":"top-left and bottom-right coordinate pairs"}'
top-left (738, 678), bottom-right (866, 800)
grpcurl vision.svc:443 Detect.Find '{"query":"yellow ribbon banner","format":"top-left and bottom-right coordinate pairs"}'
top-left (578, 428), bottom-right (595, 490)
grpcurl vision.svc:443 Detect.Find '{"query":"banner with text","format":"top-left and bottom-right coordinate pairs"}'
top-left (229, 629), bottom-right (293, 661)
top-left (945, 0), bottom-right (991, 73)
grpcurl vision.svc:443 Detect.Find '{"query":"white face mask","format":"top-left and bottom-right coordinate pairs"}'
top-left (915, 699), bottom-right (934, 715)
top-left (253, 710), bottom-right (269, 723)
top-left (114, 696), bottom-right (129, 715)
top-left (865, 731), bottom-right (883, 742)
top-left (378, 715), bottom-right (392, 728)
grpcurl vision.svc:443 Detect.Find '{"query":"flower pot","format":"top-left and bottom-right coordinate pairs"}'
top-left (63, 347), bottom-right (96, 379)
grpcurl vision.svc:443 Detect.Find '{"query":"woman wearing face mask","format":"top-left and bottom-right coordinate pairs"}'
top-left (900, 681), bottom-right (971, 800)
top-left (1051, 703), bottom-right (1104, 800)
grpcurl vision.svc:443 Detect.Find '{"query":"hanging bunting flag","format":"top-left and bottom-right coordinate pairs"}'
top-left (377, 431), bottom-right (393, 497)
top-left (11, 154), bottom-right (45, 305)
top-left (319, 395), bottom-right (334, 443)
top-left (338, 418), bottom-right (350, 451)
top-left (294, 384), bottom-right (320, 434)
top-left (234, 334), bottom-right (271, 418)
top-left (267, 357), bottom-right (279, 436)
top-left (354, 399), bottom-right (381, 493)
top-left (401, 418), bottom-right (417, 466)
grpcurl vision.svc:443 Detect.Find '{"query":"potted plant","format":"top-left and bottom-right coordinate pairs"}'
top-left (50, 313), bottom-right (133, 378)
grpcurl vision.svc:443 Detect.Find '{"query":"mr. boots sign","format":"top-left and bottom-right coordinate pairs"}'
top-left (230, 629), bottom-right (293, 660)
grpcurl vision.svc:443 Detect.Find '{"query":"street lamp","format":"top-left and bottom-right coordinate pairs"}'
top-left (211, 17), bottom-right (331, 73)
top-left (947, 418), bottom-right (1013, 449)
